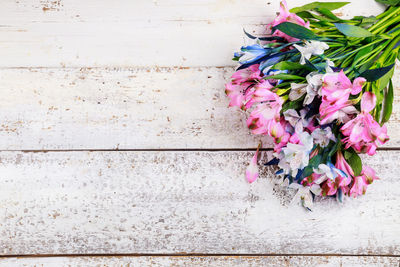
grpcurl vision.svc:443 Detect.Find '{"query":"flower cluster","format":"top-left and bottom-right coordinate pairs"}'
top-left (226, 0), bottom-right (398, 210)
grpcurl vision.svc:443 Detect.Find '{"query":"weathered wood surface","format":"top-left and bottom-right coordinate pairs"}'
top-left (0, 0), bottom-right (384, 68)
top-left (0, 256), bottom-right (398, 267)
top-left (0, 0), bottom-right (399, 263)
top-left (0, 66), bottom-right (400, 150)
top-left (0, 151), bottom-right (398, 255)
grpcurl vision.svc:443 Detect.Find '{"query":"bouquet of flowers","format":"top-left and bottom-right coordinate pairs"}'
top-left (226, 0), bottom-right (399, 210)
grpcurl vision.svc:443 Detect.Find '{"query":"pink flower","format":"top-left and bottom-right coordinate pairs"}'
top-left (341, 92), bottom-right (389, 155)
top-left (246, 144), bottom-right (261, 183)
top-left (362, 165), bottom-right (379, 184)
top-left (335, 151), bottom-right (354, 177)
top-left (321, 70), bottom-right (366, 102)
top-left (321, 176), bottom-right (350, 196)
top-left (225, 64), bottom-right (263, 109)
top-left (319, 70), bottom-right (366, 124)
top-left (231, 64), bottom-right (263, 84)
top-left (319, 151), bottom-right (354, 196)
top-left (267, 0), bottom-right (310, 42)
top-left (301, 172), bottom-right (321, 187)
top-left (319, 96), bottom-right (358, 125)
top-left (274, 132), bottom-right (290, 153)
top-left (348, 166), bottom-right (378, 197)
top-left (244, 80), bottom-right (275, 109)
top-left (349, 175), bottom-right (368, 197)
top-left (247, 91), bottom-right (283, 135)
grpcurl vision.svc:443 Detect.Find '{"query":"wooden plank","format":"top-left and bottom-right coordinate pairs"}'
top-left (0, 0), bottom-right (384, 67)
top-left (0, 256), bottom-right (398, 267)
top-left (0, 66), bottom-right (399, 150)
top-left (0, 150), bottom-right (399, 255)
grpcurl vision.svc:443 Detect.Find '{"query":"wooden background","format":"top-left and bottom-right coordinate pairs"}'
top-left (0, 0), bottom-right (399, 266)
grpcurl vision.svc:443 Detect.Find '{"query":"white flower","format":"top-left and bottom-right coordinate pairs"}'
top-left (311, 127), bottom-right (336, 147)
top-left (293, 41), bottom-right (330, 65)
top-left (283, 108), bottom-right (311, 133)
top-left (313, 163), bottom-right (347, 184)
top-left (289, 72), bottom-right (324, 105)
top-left (289, 83), bottom-right (307, 101)
top-left (289, 183), bottom-right (322, 211)
top-left (278, 132), bottom-right (314, 177)
top-left (325, 59), bottom-right (335, 73)
top-left (304, 72), bottom-right (324, 104)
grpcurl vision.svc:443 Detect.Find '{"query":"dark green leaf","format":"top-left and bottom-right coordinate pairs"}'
top-left (281, 98), bottom-right (304, 113)
top-left (272, 61), bottom-right (313, 71)
top-left (327, 141), bottom-right (342, 159)
top-left (334, 23), bottom-right (373, 37)
top-left (376, 0), bottom-right (400, 6)
top-left (290, 2), bottom-right (350, 13)
top-left (381, 79), bottom-right (394, 124)
top-left (346, 151), bottom-right (362, 176)
top-left (359, 64), bottom-right (395, 82)
top-left (273, 22), bottom-right (320, 40)
top-left (243, 29), bottom-right (284, 42)
top-left (309, 154), bottom-right (322, 168)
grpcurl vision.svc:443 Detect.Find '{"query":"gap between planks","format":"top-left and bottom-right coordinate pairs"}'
top-left (0, 253), bottom-right (399, 258)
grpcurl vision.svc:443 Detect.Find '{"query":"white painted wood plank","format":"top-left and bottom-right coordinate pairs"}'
top-left (0, 66), bottom-right (399, 149)
top-left (0, 151), bottom-right (399, 255)
top-left (0, 256), bottom-right (398, 267)
top-left (0, 0), bottom-right (385, 67)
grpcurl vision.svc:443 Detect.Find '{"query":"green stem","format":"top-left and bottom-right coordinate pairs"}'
top-left (377, 33), bottom-right (400, 64)
top-left (369, 6), bottom-right (400, 32)
top-left (330, 39), bottom-right (384, 61)
top-left (371, 12), bottom-right (400, 35)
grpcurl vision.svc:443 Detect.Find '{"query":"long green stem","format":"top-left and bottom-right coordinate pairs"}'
top-left (369, 6), bottom-right (400, 32)
top-left (371, 12), bottom-right (400, 34)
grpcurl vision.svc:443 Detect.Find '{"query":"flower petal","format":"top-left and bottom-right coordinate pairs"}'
top-left (361, 92), bottom-right (376, 113)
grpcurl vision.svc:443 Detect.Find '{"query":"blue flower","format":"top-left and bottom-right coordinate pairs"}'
top-left (235, 44), bottom-right (269, 65)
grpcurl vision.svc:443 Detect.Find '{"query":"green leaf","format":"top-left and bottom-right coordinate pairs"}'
top-left (272, 61), bottom-right (313, 71)
top-left (297, 10), bottom-right (335, 22)
top-left (359, 64), bottom-right (395, 82)
top-left (378, 65), bottom-right (394, 93)
top-left (264, 73), bottom-right (305, 80)
top-left (334, 23), bottom-right (373, 37)
top-left (309, 154), bottom-right (322, 168)
top-left (346, 151), bottom-right (362, 176)
top-left (352, 45), bottom-right (374, 66)
top-left (327, 141), bottom-right (342, 159)
top-left (300, 154), bottom-right (322, 179)
top-left (317, 8), bottom-right (343, 21)
top-left (376, 0), bottom-right (400, 6)
top-left (381, 79), bottom-right (394, 124)
top-left (359, 16), bottom-right (378, 27)
top-left (301, 166), bottom-right (314, 179)
top-left (281, 98), bottom-right (304, 113)
top-left (290, 2), bottom-right (350, 13)
top-left (272, 22), bottom-right (320, 40)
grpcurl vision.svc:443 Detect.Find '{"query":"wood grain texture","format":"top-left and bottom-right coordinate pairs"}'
top-left (0, 66), bottom-right (399, 149)
top-left (0, 150), bottom-right (399, 255)
top-left (0, 0), bottom-right (384, 67)
top-left (0, 256), bottom-right (398, 267)
top-left (0, 0), bottom-right (398, 261)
